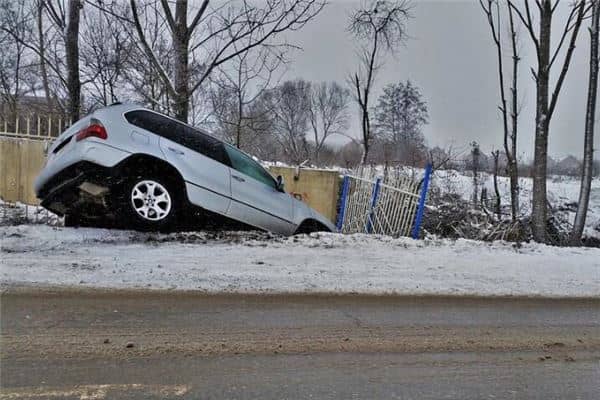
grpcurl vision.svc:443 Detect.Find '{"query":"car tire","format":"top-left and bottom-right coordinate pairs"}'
top-left (117, 175), bottom-right (180, 232)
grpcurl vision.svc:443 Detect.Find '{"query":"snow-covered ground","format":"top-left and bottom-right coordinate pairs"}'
top-left (430, 170), bottom-right (600, 237)
top-left (0, 200), bottom-right (62, 226)
top-left (1, 225), bottom-right (598, 297)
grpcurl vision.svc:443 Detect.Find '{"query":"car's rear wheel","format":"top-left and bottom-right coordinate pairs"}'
top-left (118, 175), bottom-right (180, 231)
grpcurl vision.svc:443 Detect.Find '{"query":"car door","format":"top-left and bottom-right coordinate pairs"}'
top-left (155, 118), bottom-right (231, 215)
top-left (224, 145), bottom-right (295, 234)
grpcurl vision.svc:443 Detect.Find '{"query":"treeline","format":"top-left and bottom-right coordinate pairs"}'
top-left (210, 78), bottom-right (429, 167)
top-left (441, 147), bottom-right (600, 178)
top-left (0, 1), bottom-right (433, 168)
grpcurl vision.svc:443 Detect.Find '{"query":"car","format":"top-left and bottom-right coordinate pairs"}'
top-left (34, 103), bottom-right (337, 235)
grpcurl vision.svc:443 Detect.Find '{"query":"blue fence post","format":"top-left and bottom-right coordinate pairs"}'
top-left (336, 175), bottom-right (351, 232)
top-left (412, 163), bottom-right (433, 239)
top-left (366, 177), bottom-right (382, 233)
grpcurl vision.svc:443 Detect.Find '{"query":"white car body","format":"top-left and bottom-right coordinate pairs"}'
top-left (34, 103), bottom-right (336, 235)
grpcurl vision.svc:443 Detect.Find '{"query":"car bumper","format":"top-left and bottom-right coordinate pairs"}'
top-left (37, 161), bottom-right (116, 216)
top-left (34, 140), bottom-right (130, 197)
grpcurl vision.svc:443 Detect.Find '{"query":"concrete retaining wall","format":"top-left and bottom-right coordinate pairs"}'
top-left (268, 166), bottom-right (340, 223)
top-left (0, 137), bottom-right (49, 204)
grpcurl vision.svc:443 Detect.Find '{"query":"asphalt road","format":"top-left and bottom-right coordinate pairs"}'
top-left (1, 288), bottom-right (599, 399)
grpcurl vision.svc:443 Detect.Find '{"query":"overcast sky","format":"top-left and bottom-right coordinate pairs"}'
top-left (282, 0), bottom-right (598, 160)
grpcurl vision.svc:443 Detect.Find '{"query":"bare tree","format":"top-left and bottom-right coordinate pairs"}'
top-left (80, 5), bottom-right (129, 109)
top-left (491, 149), bottom-right (502, 219)
top-left (64, 0), bottom-right (82, 121)
top-left (507, 4), bottom-right (521, 219)
top-left (480, 0), bottom-right (521, 221)
top-left (119, 2), bottom-right (173, 114)
top-left (470, 141), bottom-right (481, 206)
top-left (0, 0), bottom-right (32, 117)
top-left (347, 0), bottom-right (411, 164)
top-left (42, 0), bottom-right (83, 120)
top-left (36, 0), bottom-right (53, 109)
top-left (571, 0), bottom-right (599, 244)
top-left (209, 39), bottom-right (285, 150)
top-left (268, 79), bottom-right (312, 165)
top-left (508, 0), bottom-right (589, 243)
top-left (0, 0), bottom-right (80, 124)
top-left (308, 81), bottom-right (350, 165)
top-left (1, 0), bottom-right (84, 121)
top-left (123, 0), bottom-right (324, 123)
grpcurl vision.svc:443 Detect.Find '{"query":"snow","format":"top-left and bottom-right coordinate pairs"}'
top-left (429, 170), bottom-right (600, 238)
top-left (1, 225), bottom-right (598, 297)
top-left (0, 199), bottom-right (62, 226)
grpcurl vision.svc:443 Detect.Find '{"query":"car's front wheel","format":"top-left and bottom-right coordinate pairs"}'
top-left (119, 176), bottom-right (179, 231)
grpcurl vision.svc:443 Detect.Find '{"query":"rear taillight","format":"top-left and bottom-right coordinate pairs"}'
top-left (75, 119), bottom-right (107, 141)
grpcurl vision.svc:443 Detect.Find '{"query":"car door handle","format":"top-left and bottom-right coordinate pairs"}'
top-left (232, 175), bottom-right (245, 182)
top-left (168, 147), bottom-right (184, 155)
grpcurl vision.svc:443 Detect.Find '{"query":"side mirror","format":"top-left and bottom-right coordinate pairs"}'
top-left (276, 175), bottom-right (285, 192)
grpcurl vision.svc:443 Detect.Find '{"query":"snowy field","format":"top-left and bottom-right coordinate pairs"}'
top-left (430, 170), bottom-right (600, 237)
top-left (1, 225), bottom-right (599, 297)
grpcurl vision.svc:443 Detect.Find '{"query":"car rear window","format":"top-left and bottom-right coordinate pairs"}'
top-left (125, 110), bottom-right (230, 165)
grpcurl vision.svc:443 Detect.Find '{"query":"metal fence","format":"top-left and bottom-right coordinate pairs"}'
top-left (0, 114), bottom-right (70, 140)
top-left (336, 164), bottom-right (432, 239)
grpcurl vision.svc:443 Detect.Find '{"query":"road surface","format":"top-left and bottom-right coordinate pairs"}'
top-left (1, 287), bottom-right (599, 399)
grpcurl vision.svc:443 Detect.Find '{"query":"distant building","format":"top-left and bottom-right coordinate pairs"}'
top-left (0, 96), bottom-right (67, 137)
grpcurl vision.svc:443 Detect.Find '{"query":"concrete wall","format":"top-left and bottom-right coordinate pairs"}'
top-left (268, 166), bottom-right (340, 223)
top-left (0, 137), bottom-right (49, 204)
top-left (0, 137), bottom-right (342, 223)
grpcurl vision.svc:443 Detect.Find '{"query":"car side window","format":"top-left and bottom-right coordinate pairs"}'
top-left (175, 124), bottom-right (229, 165)
top-left (125, 110), bottom-right (178, 141)
top-left (225, 145), bottom-right (276, 189)
top-left (125, 110), bottom-right (229, 166)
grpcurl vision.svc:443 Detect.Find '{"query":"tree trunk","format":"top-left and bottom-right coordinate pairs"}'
top-left (360, 105), bottom-right (370, 164)
top-left (493, 151), bottom-right (502, 220)
top-left (508, 4), bottom-right (520, 221)
top-left (37, 1), bottom-right (52, 111)
top-left (531, 2), bottom-right (552, 243)
top-left (172, 0), bottom-right (190, 122)
top-left (571, 0), bottom-right (599, 244)
top-left (65, 0), bottom-right (81, 122)
top-left (235, 66), bottom-right (243, 148)
top-left (471, 143), bottom-right (480, 206)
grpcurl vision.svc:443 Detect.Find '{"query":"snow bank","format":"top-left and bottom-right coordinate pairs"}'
top-left (0, 200), bottom-right (62, 226)
top-left (1, 225), bottom-right (598, 297)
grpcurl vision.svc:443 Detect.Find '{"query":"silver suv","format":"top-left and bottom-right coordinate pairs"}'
top-left (34, 103), bottom-right (336, 235)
